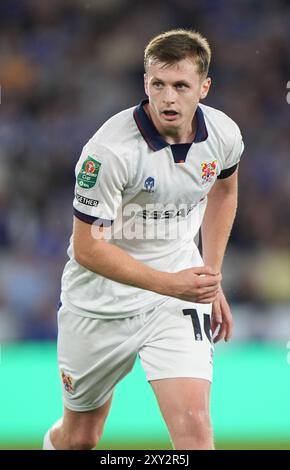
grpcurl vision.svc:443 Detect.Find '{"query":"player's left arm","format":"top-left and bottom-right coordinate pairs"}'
top-left (201, 168), bottom-right (238, 343)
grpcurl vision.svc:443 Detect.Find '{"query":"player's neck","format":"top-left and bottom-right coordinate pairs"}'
top-left (144, 103), bottom-right (196, 145)
top-left (163, 125), bottom-right (196, 145)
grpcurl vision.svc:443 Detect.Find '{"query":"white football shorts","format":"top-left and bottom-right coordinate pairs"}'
top-left (57, 297), bottom-right (214, 411)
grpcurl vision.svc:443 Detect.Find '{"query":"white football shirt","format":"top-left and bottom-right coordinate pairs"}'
top-left (61, 99), bottom-right (244, 318)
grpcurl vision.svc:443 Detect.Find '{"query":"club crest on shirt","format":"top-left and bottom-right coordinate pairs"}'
top-left (61, 369), bottom-right (74, 394)
top-left (201, 160), bottom-right (217, 184)
top-left (143, 176), bottom-right (155, 193)
top-left (77, 156), bottom-right (101, 189)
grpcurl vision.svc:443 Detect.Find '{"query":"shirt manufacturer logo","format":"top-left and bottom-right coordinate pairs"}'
top-left (143, 176), bottom-right (155, 193)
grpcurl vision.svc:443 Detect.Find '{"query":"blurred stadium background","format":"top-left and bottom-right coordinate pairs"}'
top-left (0, 0), bottom-right (290, 450)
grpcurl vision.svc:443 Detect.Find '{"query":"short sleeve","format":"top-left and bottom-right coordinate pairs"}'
top-left (218, 122), bottom-right (244, 179)
top-left (73, 141), bottom-right (129, 225)
top-left (225, 123), bottom-right (244, 169)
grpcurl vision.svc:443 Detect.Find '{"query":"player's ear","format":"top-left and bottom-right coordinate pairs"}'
top-left (144, 73), bottom-right (149, 96)
top-left (200, 77), bottom-right (211, 100)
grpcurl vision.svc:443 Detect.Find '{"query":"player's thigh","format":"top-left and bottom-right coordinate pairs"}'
top-left (62, 395), bottom-right (113, 437)
top-left (150, 377), bottom-right (212, 447)
top-left (150, 377), bottom-right (211, 423)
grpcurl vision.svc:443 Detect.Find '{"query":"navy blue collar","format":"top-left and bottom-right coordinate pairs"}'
top-left (133, 99), bottom-right (208, 152)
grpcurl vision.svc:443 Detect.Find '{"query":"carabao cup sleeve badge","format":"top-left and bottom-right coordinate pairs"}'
top-left (77, 156), bottom-right (101, 189)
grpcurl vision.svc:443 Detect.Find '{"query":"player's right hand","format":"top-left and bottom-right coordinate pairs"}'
top-left (171, 266), bottom-right (222, 303)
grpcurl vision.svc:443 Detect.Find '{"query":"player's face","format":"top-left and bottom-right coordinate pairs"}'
top-left (144, 58), bottom-right (211, 140)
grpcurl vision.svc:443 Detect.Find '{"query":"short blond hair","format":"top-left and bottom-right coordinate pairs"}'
top-left (144, 29), bottom-right (211, 78)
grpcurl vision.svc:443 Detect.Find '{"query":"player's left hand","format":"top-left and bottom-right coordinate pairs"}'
top-left (211, 288), bottom-right (233, 343)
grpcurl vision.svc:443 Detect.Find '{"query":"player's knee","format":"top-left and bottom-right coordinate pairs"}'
top-left (175, 408), bottom-right (212, 437)
top-left (68, 424), bottom-right (106, 450)
top-left (68, 432), bottom-right (99, 450)
top-left (192, 409), bottom-right (212, 436)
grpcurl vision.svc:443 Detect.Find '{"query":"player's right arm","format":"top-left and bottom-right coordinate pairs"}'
top-left (73, 217), bottom-right (221, 304)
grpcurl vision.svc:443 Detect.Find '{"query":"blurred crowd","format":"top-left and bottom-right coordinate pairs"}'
top-left (0, 0), bottom-right (289, 341)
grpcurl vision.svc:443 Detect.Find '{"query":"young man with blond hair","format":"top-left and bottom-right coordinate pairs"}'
top-left (43, 29), bottom-right (244, 450)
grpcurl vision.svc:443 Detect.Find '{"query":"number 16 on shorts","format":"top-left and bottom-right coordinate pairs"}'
top-left (183, 308), bottom-right (212, 343)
